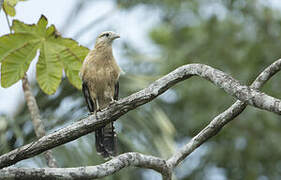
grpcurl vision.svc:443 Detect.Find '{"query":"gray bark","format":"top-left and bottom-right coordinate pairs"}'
top-left (0, 152), bottom-right (170, 180)
top-left (0, 60), bottom-right (281, 179)
top-left (22, 74), bottom-right (58, 168)
top-left (167, 59), bottom-right (281, 167)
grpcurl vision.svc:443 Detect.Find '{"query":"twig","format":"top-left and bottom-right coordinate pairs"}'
top-left (0, 62), bottom-right (281, 170)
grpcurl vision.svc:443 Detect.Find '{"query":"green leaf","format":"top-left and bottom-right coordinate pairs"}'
top-left (3, 0), bottom-right (27, 17)
top-left (3, 0), bottom-right (16, 16)
top-left (12, 15), bottom-right (48, 36)
top-left (36, 42), bottom-right (63, 94)
top-left (36, 15), bottom-right (48, 36)
top-left (0, 15), bottom-right (89, 94)
top-left (59, 48), bottom-right (83, 89)
top-left (1, 41), bottom-right (39, 87)
top-left (12, 20), bottom-right (37, 34)
top-left (46, 25), bottom-right (56, 37)
top-left (6, 0), bottom-right (18, 6)
top-left (48, 37), bottom-right (89, 89)
top-left (0, 33), bottom-right (37, 61)
top-left (54, 38), bottom-right (89, 62)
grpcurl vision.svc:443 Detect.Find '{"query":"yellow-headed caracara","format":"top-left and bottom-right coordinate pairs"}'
top-left (80, 31), bottom-right (122, 158)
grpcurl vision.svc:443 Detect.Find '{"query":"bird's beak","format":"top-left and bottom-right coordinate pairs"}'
top-left (112, 33), bottom-right (120, 39)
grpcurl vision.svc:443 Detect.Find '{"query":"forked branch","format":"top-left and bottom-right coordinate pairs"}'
top-left (0, 59), bottom-right (281, 179)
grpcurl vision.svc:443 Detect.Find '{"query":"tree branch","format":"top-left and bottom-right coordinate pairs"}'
top-left (22, 74), bottom-right (58, 168)
top-left (0, 152), bottom-right (171, 179)
top-left (167, 59), bottom-right (281, 167)
top-left (3, 8), bottom-right (58, 168)
top-left (0, 62), bottom-right (281, 179)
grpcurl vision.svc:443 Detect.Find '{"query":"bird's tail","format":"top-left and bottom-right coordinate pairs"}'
top-left (95, 122), bottom-right (117, 158)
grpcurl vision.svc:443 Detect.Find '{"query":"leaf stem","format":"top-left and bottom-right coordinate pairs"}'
top-left (4, 11), bottom-right (12, 33)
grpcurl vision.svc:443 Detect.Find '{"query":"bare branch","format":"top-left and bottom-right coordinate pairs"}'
top-left (22, 74), bottom-right (58, 168)
top-left (0, 63), bottom-right (281, 171)
top-left (167, 59), bottom-right (281, 167)
top-left (22, 75), bottom-right (45, 138)
top-left (0, 152), bottom-right (170, 179)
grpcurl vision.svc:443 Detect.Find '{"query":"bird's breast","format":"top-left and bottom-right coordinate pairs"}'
top-left (83, 59), bottom-right (119, 91)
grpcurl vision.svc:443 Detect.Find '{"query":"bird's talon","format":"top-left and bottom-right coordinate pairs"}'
top-left (109, 100), bottom-right (117, 106)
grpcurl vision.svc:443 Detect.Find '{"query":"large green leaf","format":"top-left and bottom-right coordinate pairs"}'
top-left (54, 38), bottom-right (89, 62)
top-left (12, 16), bottom-right (49, 37)
top-left (12, 20), bottom-right (37, 35)
top-left (0, 15), bottom-right (89, 94)
top-left (1, 41), bottom-right (40, 87)
top-left (39, 36), bottom-right (89, 90)
top-left (49, 37), bottom-right (89, 89)
top-left (58, 48), bottom-right (83, 89)
top-left (0, 33), bottom-right (37, 61)
top-left (36, 42), bottom-right (63, 94)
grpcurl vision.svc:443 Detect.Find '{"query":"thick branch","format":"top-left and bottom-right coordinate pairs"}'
top-left (22, 75), bottom-right (58, 168)
top-left (0, 152), bottom-right (170, 179)
top-left (0, 63), bottom-right (281, 169)
top-left (167, 59), bottom-right (281, 167)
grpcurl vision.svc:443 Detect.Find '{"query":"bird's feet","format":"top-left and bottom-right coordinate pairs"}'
top-left (97, 108), bottom-right (108, 112)
top-left (109, 100), bottom-right (117, 106)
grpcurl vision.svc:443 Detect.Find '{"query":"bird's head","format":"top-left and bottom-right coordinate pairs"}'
top-left (95, 31), bottom-right (120, 46)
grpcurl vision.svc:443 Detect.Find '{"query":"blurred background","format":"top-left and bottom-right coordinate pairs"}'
top-left (1, 0), bottom-right (281, 179)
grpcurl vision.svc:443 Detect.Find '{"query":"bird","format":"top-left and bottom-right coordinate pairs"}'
top-left (80, 31), bottom-right (122, 158)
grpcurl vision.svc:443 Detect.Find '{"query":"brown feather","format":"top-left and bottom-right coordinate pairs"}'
top-left (80, 31), bottom-right (121, 158)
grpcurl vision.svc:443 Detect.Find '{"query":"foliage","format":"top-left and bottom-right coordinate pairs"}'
top-left (2, 0), bottom-right (281, 180)
top-left (0, 16), bottom-right (89, 94)
top-left (136, 1), bottom-right (281, 179)
top-left (2, 0), bottom-right (26, 17)
top-left (0, 7), bottom-right (176, 180)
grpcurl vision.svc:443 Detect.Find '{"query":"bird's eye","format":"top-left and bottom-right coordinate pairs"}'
top-left (105, 33), bottom-right (109, 37)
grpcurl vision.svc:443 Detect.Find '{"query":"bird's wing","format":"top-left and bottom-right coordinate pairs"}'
top-left (82, 81), bottom-right (95, 112)
top-left (114, 81), bottom-right (119, 100)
